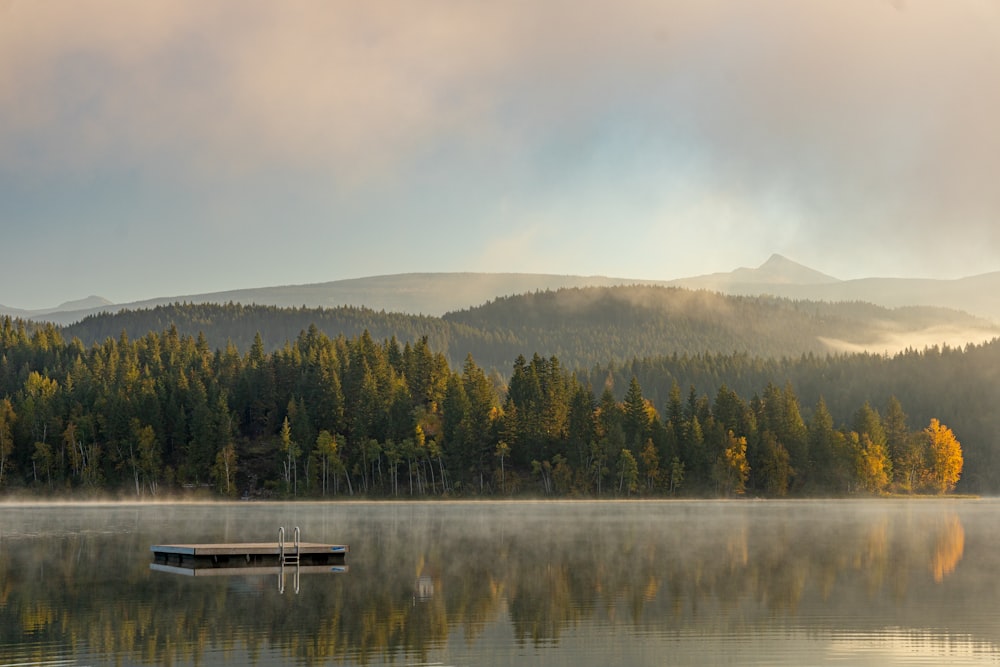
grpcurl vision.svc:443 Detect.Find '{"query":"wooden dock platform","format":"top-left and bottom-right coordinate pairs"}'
top-left (150, 541), bottom-right (348, 569)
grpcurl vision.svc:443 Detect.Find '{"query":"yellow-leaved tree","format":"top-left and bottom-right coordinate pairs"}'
top-left (714, 431), bottom-right (749, 496)
top-left (925, 419), bottom-right (963, 494)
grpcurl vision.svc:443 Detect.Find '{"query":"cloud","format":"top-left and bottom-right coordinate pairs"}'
top-left (661, 1), bottom-right (1000, 272)
top-left (1, 0), bottom-right (999, 278)
top-left (2, 1), bottom-right (644, 181)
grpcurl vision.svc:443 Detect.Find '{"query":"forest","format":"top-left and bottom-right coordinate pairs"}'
top-left (0, 304), bottom-right (989, 498)
top-left (62, 286), bottom-right (999, 371)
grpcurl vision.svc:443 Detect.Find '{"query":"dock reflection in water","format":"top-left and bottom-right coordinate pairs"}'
top-left (150, 561), bottom-right (348, 596)
top-left (149, 527), bottom-right (349, 594)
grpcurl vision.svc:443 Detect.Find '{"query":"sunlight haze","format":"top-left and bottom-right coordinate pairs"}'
top-left (1, 0), bottom-right (998, 309)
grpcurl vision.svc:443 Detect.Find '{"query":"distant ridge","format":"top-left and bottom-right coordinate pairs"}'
top-left (54, 295), bottom-right (113, 311)
top-left (0, 295), bottom-right (113, 322)
top-left (1, 273), bottom-right (660, 325)
top-left (668, 255), bottom-right (1000, 322)
top-left (62, 287), bottom-right (1000, 369)
top-left (2, 255), bottom-right (998, 325)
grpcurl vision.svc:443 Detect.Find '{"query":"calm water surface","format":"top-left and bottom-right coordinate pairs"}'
top-left (1, 499), bottom-right (999, 666)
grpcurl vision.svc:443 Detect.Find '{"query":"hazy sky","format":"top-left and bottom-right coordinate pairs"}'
top-left (2, 1), bottom-right (999, 309)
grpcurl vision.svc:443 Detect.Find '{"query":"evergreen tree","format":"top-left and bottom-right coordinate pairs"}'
top-left (442, 373), bottom-right (474, 490)
top-left (682, 415), bottom-right (708, 489)
top-left (665, 381), bottom-right (684, 439)
top-left (592, 388), bottom-right (624, 495)
top-left (640, 438), bottom-right (661, 492)
top-left (759, 431), bottom-right (792, 497)
top-left (0, 398), bottom-right (16, 487)
top-left (566, 383), bottom-right (596, 475)
top-left (462, 355), bottom-right (499, 479)
top-left (239, 332), bottom-right (275, 438)
top-left (854, 402), bottom-right (892, 490)
top-left (883, 396), bottom-right (909, 463)
top-left (807, 398), bottom-right (837, 492)
top-left (622, 376), bottom-right (649, 454)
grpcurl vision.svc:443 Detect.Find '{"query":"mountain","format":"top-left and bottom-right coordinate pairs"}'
top-left (53, 295), bottom-right (114, 311)
top-left (670, 255), bottom-right (1000, 322)
top-left (2, 274), bottom-right (660, 325)
top-left (4, 254), bottom-right (998, 325)
top-left (676, 253), bottom-right (840, 288)
top-left (0, 295), bottom-right (114, 323)
top-left (61, 288), bottom-right (1000, 372)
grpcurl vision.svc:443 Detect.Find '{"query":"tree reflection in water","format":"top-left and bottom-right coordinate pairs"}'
top-left (0, 500), bottom-right (996, 666)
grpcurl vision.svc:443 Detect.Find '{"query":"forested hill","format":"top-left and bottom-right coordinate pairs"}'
top-left (442, 286), bottom-right (998, 366)
top-left (61, 287), bottom-right (999, 372)
top-left (64, 302), bottom-right (457, 360)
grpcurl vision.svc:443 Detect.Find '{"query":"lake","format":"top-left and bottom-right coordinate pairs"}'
top-left (2, 499), bottom-right (999, 666)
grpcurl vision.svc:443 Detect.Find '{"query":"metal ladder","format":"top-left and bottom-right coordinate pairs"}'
top-left (278, 525), bottom-right (301, 566)
top-left (278, 526), bottom-right (301, 594)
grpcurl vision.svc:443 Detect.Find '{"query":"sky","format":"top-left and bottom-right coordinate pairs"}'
top-left (2, 1), bottom-right (999, 310)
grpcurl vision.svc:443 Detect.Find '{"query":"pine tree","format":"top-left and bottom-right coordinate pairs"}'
top-left (759, 431), bottom-right (792, 497)
top-left (640, 438), bottom-right (661, 492)
top-left (807, 397), bottom-right (832, 475)
top-left (566, 383), bottom-right (596, 473)
top-left (0, 398), bottom-right (15, 487)
top-left (623, 376), bottom-right (649, 454)
top-left (854, 402), bottom-right (892, 487)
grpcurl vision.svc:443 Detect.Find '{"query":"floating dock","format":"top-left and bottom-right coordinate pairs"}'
top-left (152, 526), bottom-right (347, 571)
top-left (151, 541), bottom-right (348, 568)
top-left (151, 528), bottom-right (347, 594)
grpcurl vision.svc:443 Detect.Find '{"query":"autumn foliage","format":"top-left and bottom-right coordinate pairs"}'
top-left (925, 418), bottom-right (963, 494)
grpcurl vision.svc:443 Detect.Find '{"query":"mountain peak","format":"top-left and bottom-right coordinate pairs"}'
top-left (54, 295), bottom-right (114, 311)
top-left (736, 254), bottom-right (840, 285)
top-left (760, 253), bottom-right (798, 269)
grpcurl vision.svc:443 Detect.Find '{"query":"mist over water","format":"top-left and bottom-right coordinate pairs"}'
top-left (2, 500), bottom-right (999, 666)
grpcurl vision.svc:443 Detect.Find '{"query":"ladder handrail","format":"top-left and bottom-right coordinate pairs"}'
top-left (278, 526), bottom-right (301, 565)
top-left (278, 525), bottom-right (302, 594)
